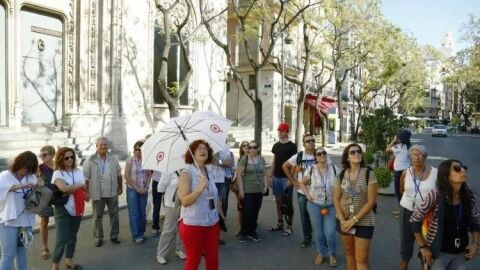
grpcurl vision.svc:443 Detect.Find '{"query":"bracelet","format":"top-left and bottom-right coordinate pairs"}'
top-left (353, 216), bottom-right (359, 223)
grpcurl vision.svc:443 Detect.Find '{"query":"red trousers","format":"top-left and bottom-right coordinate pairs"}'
top-left (179, 220), bottom-right (220, 270)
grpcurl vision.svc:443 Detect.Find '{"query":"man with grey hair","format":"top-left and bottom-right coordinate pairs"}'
top-left (83, 137), bottom-right (123, 247)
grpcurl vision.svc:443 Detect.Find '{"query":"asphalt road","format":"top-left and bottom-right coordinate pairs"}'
top-left (27, 131), bottom-right (480, 270)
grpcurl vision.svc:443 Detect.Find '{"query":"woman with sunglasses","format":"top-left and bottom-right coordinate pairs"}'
top-left (51, 147), bottom-right (87, 270)
top-left (38, 145), bottom-right (56, 260)
top-left (124, 140), bottom-right (152, 244)
top-left (411, 160), bottom-right (480, 269)
top-left (0, 151), bottom-right (38, 270)
top-left (231, 141), bottom-right (250, 236)
top-left (236, 141), bottom-right (266, 242)
top-left (333, 143), bottom-right (378, 270)
top-left (398, 145), bottom-right (437, 270)
top-left (300, 147), bottom-right (338, 267)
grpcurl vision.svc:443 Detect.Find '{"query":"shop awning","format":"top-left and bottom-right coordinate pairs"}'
top-left (305, 94), bottom-right (336, 115)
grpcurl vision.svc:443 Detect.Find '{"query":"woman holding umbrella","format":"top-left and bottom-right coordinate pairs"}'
top-left (178, 139), bottom-right (220, 270)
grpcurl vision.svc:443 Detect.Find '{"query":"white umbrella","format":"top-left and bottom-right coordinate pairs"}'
top-left (141, 111), bottom-right (232, 174)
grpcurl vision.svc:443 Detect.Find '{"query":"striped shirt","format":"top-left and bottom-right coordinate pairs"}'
top-left (180, 164), bottom-right (219, 227)
top-left (127, 157), bottom-right (147, 189)
top-left (335, 167), bottom-right (377, 226)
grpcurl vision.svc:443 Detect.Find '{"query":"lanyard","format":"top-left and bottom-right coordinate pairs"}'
top-left (99, 157), bottom-right (107, 175)
top-left (66, 170), bottom-right (76, 185)
top-left (348, 168), bottom-right (361, 200)
top-left (317, 166), bottom-right (329, 202)
top-left (454, 203), bottom-right (462, 230)
top-left (15, 174), bottom-right (30, 199)
top-left (409, 167), bottom-right (425, 201)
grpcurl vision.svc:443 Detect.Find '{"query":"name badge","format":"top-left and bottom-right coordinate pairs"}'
top-left (207, 196), bottom-right (215, 210)
top-left (349, 204), bottom-right (355, 214)
top-left (454, 238), bottom-right (461, 248)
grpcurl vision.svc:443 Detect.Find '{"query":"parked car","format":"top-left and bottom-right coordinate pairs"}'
top-left (432, 125), bottom-right (448, 137)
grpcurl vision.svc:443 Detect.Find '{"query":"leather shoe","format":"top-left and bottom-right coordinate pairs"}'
top-left (94, 239), bottom-right (103, 247)
top-left (111, 238), bottom-right (121, 245)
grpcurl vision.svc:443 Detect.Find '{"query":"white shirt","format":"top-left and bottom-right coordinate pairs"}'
top-left (158, 172), bottom-right (180, 208)
top-left (400, 166), bottom-right (437, 211)
top-left (391, 144), bottom-right (410, 171)
top-left (0, 171), bottom-right (38, 227)
top-left (52, 169), bottom-right (85, 216)
top-left (218, 145), bottom-right (235, 178)
top-left (287, 152), bottom-right (315, 194)
top-left (307, 164), bottom-right (337, 205)
top-left (207, 164), bottom-right (225, 184)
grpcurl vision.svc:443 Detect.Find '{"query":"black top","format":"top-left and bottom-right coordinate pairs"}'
top-left (441, 202), bottom-right (469, 254)
top-left (271, 141), bottom-right (297, 177)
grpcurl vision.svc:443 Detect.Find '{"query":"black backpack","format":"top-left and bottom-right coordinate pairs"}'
top-left (339, 166), bottom-right (377, 213)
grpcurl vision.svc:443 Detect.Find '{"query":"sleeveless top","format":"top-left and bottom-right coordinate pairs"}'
top-left (400, 166), bottom-right (437, 211)
top-left (308, 164), bottom-right (337, 206)
top-left (127, 157), bottom-right (147, 189)
top-left (180, 164), bottom-right (219, 227)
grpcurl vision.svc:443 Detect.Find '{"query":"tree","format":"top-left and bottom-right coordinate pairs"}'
top-left (200, 0), bottom-right (319, 146)
top-left (155, 0), bottom-right (194, 118)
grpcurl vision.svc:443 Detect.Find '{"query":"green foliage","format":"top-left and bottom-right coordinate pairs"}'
top-left (363, 149), bottom-right (375, 165)
top-left (359, 107), bottom-right (409, 162)
top-left (374, 167), bottom-right (393, 188)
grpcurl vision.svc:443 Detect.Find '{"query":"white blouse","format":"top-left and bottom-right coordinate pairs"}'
top-left (0, 170), bottom-right (38, 227)
top-left (52, 169), bottom-right (85, 216)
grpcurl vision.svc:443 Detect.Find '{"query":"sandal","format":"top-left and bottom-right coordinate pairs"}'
top-left (282, 227), bottom-right (292, 236)
top-left (329, 257), bottom-right (337, 267)
top-left (41, 249), bottom-right (50, 260)
top-left (268, 221), bottom-right (284, 231)
top-left (314, 255), bottom-right (323, 265)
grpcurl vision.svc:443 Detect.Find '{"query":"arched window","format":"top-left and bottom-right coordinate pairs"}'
top-left (0, 2), bottom-right (6, 126)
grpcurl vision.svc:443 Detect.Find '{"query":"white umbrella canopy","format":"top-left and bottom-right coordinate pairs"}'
top-left (141, 111), bottom-right (232, 174)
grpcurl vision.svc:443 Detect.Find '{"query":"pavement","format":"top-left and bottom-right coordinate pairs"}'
top-left (26, 132), bottom-right (480, 269)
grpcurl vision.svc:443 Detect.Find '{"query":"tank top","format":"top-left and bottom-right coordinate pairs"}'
top-left (180, 164), bottom-right (219, 227)
top-left (400, 166), bottom-right (437, 211)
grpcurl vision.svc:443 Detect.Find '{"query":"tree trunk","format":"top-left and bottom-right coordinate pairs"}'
top-left (294, 97), bottom-right (305, 148)
top-left (166, 99), bottom-right (179, 118)
top-left (321, 113), bottom-right (327, 147)
top-left (336, 82), bottom-right (344, 142)
top-left (254, 100), bottom-right (263, 147)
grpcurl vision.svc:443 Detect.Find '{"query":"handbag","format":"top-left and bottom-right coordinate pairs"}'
top-left (73, 188), bottom-right (86, 216)
top-left (388, 157), bottom-right (395, 171)
top-left (25, 186), bottom-right (53, 214)
top-left (230, 175), bottom-right (240, 193)
top-left (46, 183), bottom-right (69, 206)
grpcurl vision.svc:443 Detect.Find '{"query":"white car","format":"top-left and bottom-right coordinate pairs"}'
top-left (432, 125), bottom-right (448, 137)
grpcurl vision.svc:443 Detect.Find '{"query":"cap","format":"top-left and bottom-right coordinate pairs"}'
top-left (277, 123), bottom-right (289, 132)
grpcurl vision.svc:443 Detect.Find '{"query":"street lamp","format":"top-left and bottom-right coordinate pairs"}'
top-left (280, 31), bottom-right (293, 122)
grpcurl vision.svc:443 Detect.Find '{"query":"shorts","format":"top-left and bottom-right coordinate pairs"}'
top-left (273, 177), bottom-right (293, 197)
top-left (336, 219), bottom-right (374, 239)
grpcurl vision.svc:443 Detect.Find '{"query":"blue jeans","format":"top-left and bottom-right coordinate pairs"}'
top-left (297, 193), bottom-right (312, 239)
top-left (0, 224), bottom-right (29, 270)
top-left (431, 252), bottom-right (466, 270)
top-left (126, 187), bottom-right (148, 240)
top-left (307, 202), bottom-right (336, 257)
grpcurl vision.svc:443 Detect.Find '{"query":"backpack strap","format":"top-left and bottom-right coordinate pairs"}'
top-left (332, 165), bottom-right (337, 176)
top-left (296, 151), bottom-right (303, 166)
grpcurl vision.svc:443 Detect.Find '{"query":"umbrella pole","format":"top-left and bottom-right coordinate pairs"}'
top-left (175, 120), bottom-right (205, 178)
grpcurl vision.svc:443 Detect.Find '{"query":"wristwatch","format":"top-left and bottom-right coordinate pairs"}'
top-left (353, 216), bottom-right (359, 223)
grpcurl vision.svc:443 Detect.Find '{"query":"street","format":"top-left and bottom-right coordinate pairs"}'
top-left (27, 132), bottom-right (480, 270)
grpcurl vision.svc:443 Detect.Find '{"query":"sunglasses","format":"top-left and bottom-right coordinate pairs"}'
top-left (242, 144), bottom-right (249, 148)
top-left (349, 149), bottom-right (362, 155)
top-left (63, 156), bottom-right (74, 161)
top-left (134, 148), bottom-right (141, 152)
top-left (248, 146), bottom-right (258, 150)
top-left (304, 139), bottom-right (315, 143)
top-left (453, 164), bottom-right (468, 172)
top-left (40, 153), bottom-right (49, 158)
top-left (316, 151), bottom-right (327, 156)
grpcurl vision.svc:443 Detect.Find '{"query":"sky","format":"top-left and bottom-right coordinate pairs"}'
top-left (382, 0), bottom-right (479, 52)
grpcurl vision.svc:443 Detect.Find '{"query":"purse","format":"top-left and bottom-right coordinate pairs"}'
top-left (46, 183), bottom-right (69, 206)
top-left (25, 186), bottom-right (53, 214)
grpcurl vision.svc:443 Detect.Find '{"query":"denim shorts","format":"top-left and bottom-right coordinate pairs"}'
top-left (273, 177), bottom-right (293, 197)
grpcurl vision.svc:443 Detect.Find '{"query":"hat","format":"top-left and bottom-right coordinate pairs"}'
top-left (278, 123), bottom-right (289, 132)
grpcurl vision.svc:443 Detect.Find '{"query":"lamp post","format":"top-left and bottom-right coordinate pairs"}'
top-left (280, 31), bottom-right (292, 122)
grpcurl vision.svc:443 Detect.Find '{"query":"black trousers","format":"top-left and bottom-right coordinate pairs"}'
top-left (151, 180), bottom-right (163, 230)
top-left (241, 192), bottom-right (263, 236)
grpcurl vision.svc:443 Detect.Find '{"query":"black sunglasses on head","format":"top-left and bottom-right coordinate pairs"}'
top-left (453, 164), bottom-right (468, 172)
top-left (316, 151), bottom-right (327, 156)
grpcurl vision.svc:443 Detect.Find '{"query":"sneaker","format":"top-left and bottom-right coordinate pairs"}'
top-left (246, 233), bottom-right (261, 242)
top-left (94, 239), bottom-right (103, 247)
top-left (152, 229), bottom-right (160, 237)
top-left (175, 250), bottom-right (186, 260)
top-left (301, 236), bottom-right (312, 248)
top-left (156, 256), bottom-right (167, 265)
top-left (239, 235), bottom-right (247, 243)
top-left (135, 238), bottom-right (144, 244)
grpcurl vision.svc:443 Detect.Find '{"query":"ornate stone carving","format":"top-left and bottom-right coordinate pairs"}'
top-left (67, 0), bottom-right (75, 110)
top-left (88, 0), bottom-right (97, 102)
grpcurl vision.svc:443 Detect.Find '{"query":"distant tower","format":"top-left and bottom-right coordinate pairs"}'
top-left (440, 32), bottom-right (455, 58)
